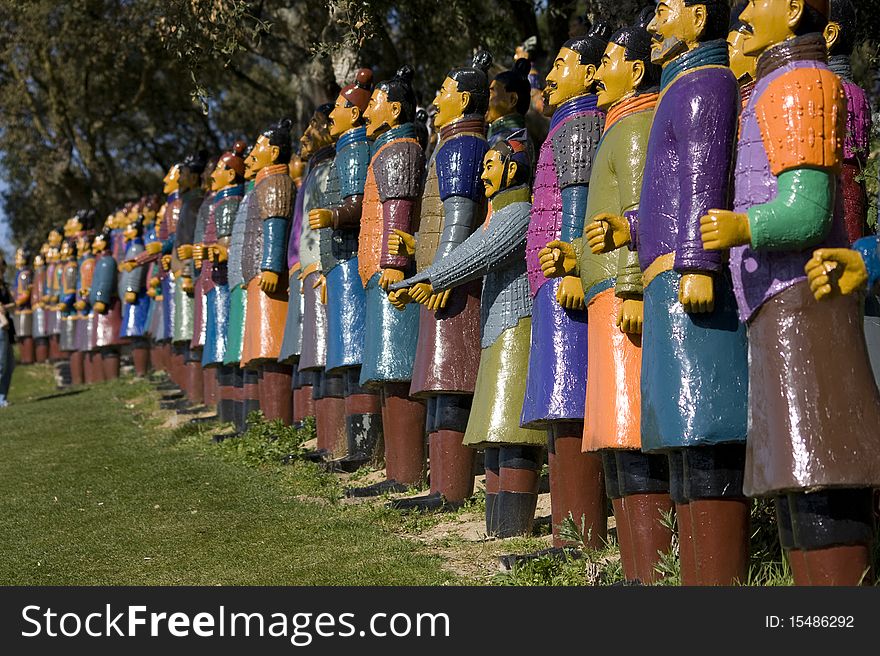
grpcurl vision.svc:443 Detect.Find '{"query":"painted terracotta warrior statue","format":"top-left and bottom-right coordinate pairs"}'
top-left (205, 142), bottom-right (247, 424)
top-left (308, 69), bottom-right (386, 469)
top-left (89, 229), bottom-right (123, 380)
top-left (541, 14), bottom-right (673, 580)
top-left (588, 0), bottom-right (749, 584)
top-left (392, 135), bottom-right (545, 535)
top-left (391, 53), bottom-right (493, 512)
top-left (701, 0), bottom-right (880, 586)
top-left (346, 66), bottom-right (428, 496)
top-left (12, 247), bottom-right (34, 365)
top-left (278, 107), bottom-right (335, 439)
top-left (526, 23), bottom-right (611, 551)
top-left (240, 119), bottom-right (296, 424)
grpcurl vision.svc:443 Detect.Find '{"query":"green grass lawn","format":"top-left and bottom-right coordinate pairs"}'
top-left (0, 363), bottom-right (456, 585)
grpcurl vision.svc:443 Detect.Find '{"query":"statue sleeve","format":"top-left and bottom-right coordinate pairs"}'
top-left (552, 114), bottom-right (600, 241)
top-left (756, 68), bottom-right (845, 176)
top-left (375, 142), bottom-right (425, 269)
top-left (258, 175), bottom-right (294, 274)
top-left (854, 236), bottom-right (880, 292)
top-left (437, 136), bottom-right (487, 202)
top-left (672, 73), bottom-right (737, 274)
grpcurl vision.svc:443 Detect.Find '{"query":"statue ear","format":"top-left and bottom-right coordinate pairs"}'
top-left (505, 161), bottom-right (518, 187)
top-left (584, 63), bottom-right (597, 88)
top-left (350, 105), bottom-right (361, 125)
top-left (631, 60), bottom-right (645, 90)
top-left (270, 145), bottom-right (281, 163)
top-left (787, 0), bottom-right (805, 31)
top-left (389, 101), bottom-right (402, 121)
top-left (692, 4), bottom-right (707, 40)
top-left (823, 20), bottom-right (840, 51)
top-left (459, 90), bottom-right (471, 114)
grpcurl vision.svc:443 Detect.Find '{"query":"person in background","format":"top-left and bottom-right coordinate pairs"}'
top-left (0, 253), bottom-right (16, 407)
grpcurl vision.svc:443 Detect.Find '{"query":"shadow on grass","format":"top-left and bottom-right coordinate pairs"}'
top-left (27, 388), bottom-right (85, 403)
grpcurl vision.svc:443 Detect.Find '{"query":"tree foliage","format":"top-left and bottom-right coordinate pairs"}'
top-left (1, 0), bottom-right (877, 249)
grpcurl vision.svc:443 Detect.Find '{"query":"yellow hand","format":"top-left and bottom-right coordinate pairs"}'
top-left (74, 300), bottom-right (86, 311)
top-left (259, 270), bottom-right (279, 294)
top-left (700, 209), bottom-right (751, 250)
top-left (555, 275), bottom-right (585, 310)
top-left (211, 243), bottom-right (228, 263)
top-left (388, 229), bottom-right (416, 258)
top-left (181, 276), bottom-right (194, 294)
top-left (313, 274), bottom-right (327, 304)
top-left (192, 244), bottom-right (206, 266)
top-left (805, 248), bottom-right (869, 301)
top-left (93, 301), bottom-right (107, 314)
top-left (120, 261), bottom-right (134, 272)
top-left (147, 288), bottom-right (157, 298)
top-left (378, 268), bottom-right (405, 290)
top-left (409, 282), bottom-right (433, 305)
top-left (616, 298), bottom-right (644, 335)
top-left (161, 255), bottom-right (172, 271)
top-left (427, 289), bottom-right (451, 311)
top-left (679, 272), bottom-right (714, 314)
top-left (145, 241), bottom-right (162, 255)
top-left (177, 244), bottom-right (193, 261)
top-left (388, 289), bottom-right (412, 311)
top-left (124, 291), bottom-right (137, 303)
top-left (585, 212), bottom-right (631, 254)
top-left (309, 208), bottom-right (333, 230)
top-left (538, 240), bottom-right (577, 278)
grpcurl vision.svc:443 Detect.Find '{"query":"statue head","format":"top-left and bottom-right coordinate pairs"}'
top-left (545, 21), bottom-right (612, 107)
top-left (824, 0), bottom-right (855, 56)
top-left (289, 150), bottom-right (305, 188)
top-left (481, 132), bottom-right (531, 199)
top-left (728, 2), bottom-right (758, 82)
top-left (365, 66), bottom-right (417, 138)
top-left (15, 247), bottom-right (28, 269)
top-left (178, 150), bottom-right (209, 192)
top-left (163, 164), bottom-right (181, 195)
top-left (433, 50), bottom-right (493, 129)
top-left (740, 0), bottom-right (829, 57)
top-left (48, 228), bottom-right (63, 249)
top-left (330, 68), bottom-right (374, 139)
top-left (247, 119), bottom-right (294, 178)
top-left (91, 230), bottom-right (110, 255)
top-left (597, 9), bottom-right (661, 110)
top-left (300, 106), bottom-right (333, 161)
top-left (212, 141), bottom-right (248, 192)
top-left (487, 58), bottom-right (532, 123)
top-left (647, 0), bottom-right (730, 66)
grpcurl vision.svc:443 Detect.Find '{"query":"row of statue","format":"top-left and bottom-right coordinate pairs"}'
top-left (7, 0), bottom-right (879, 586)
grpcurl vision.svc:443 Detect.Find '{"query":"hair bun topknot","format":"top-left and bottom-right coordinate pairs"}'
top-left (512, 57), bottom-right (531, 78)
top-left (472, 49), bottom-right (493, 73)
top-left (637, 5), bottom-right (655, 29)
top-left (231, 140), bottom-right (247, 157)
top-left (395, 65), bottom-right (415, 85)
top-left (355, 68), bottom-right (373, 87)
top-left (588, 19), bottom-right (612, 41)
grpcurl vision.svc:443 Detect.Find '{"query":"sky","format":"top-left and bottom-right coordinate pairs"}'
top-left (0, 178), bottom-right (11, 266)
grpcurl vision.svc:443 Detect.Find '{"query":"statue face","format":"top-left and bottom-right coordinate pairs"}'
top-left (740, 0), bottom-right (801, 57)
top-left (76, 234), bottom-right (90, 255)
top-left (595, 42), bottom-right (642, 111)
top-left (163, 165), bottom-right (180, 195)
top-left (544, 47), bottom-right (595, 107)
top-left (300, 112), bottom-right (333, 159)
top-left (245, 135), bottom-right (277, 179)
top-left (514, 45), bottom-right (529, 61)
top-left (647, 0), bottom-right (706, 66)
top-left (123, 222), bottom-right (138, 242)
top-left (33, 253), bottom-right (44, 268)
top-left (47, 246), bottom-right (59, 263)
top-left (48, 229), bottom-right (62, 248)
top-left (60, 240), bottom-right (72, 260)
top-left (329, 93), bottom-right (361, 139)
top-left (728, 28), bottom-right (758, 82)
top-left (363, 88), bottom-right (400, 138)
top-left (91, 236), bottom-right (106, 255)
top-left (480, 149), bottom-right (505, 198)
top-left (210, 160), bottom-right (236, 192)
top-left (15, 248), bottom-right (26, 269)
top-left (487, 79), bottom-right (519, 123)
top-left (432, 76), bottom-right (469, 129)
